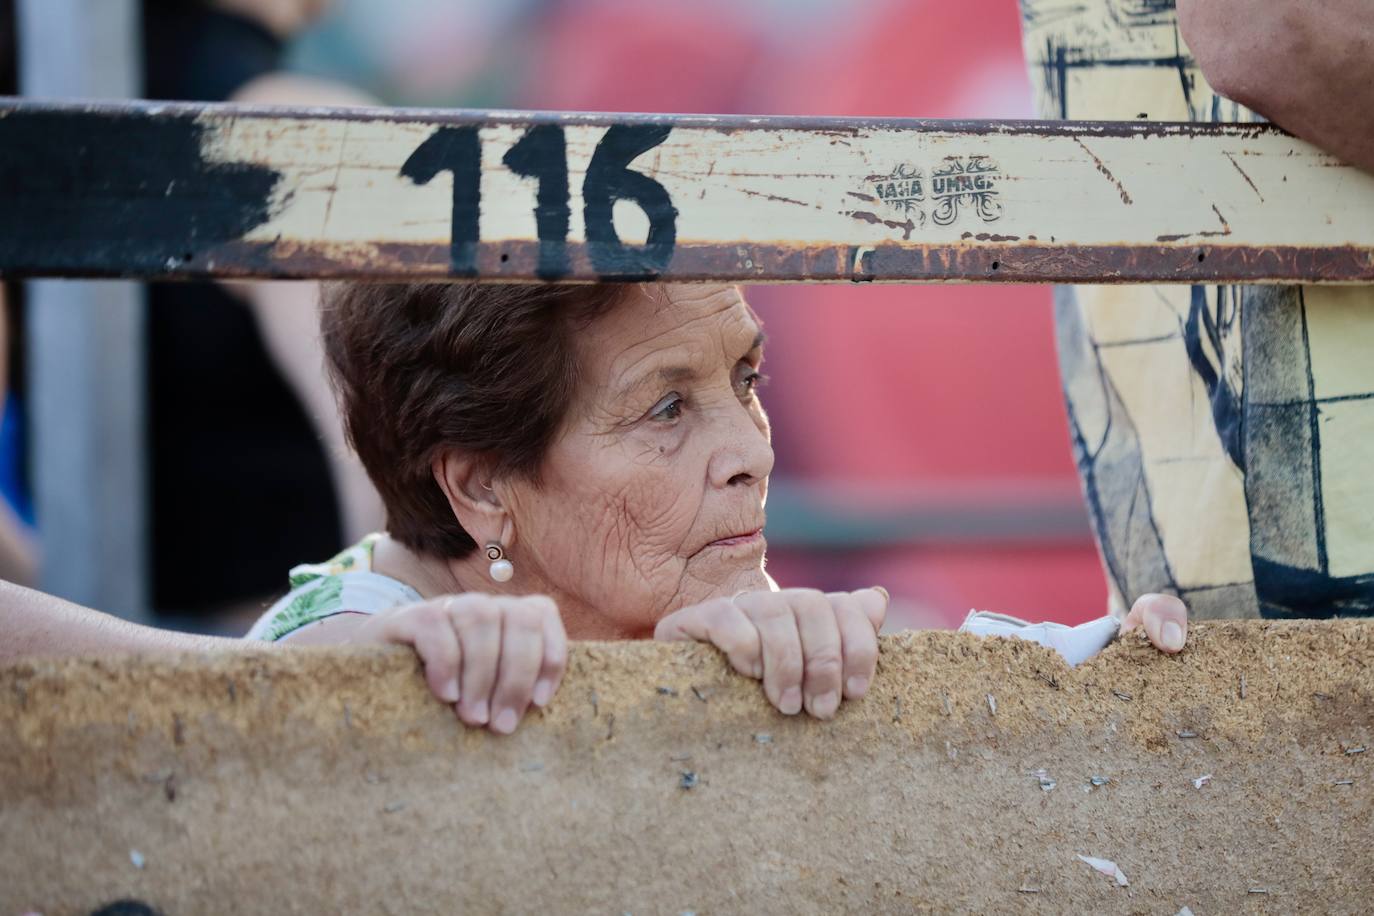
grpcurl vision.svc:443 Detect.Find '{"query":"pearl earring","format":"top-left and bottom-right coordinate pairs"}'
top-left (485, 542), bottom-right (514, 583)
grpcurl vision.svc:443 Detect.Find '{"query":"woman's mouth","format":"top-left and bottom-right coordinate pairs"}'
top-left (705, 528), bottom-right (765, 549)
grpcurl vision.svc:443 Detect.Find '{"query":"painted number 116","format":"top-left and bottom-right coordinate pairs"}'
top-left (401, 122), bottom-right (679, 280)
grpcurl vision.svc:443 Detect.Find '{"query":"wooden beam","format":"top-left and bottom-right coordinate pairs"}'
top-left (3, 623), bottom-right (1372, 912)
top-left (2, 98), bottom-right (1372, 283)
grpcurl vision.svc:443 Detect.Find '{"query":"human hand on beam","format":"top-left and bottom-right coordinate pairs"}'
top-left (1119, 593), bottom-right (1190, 655)
top-left (654, 587), bottom-right (889, 720)
top-left (352, 594), bottom-right (568, 735)
top-left (960, 594), bottom-right (1190, 665)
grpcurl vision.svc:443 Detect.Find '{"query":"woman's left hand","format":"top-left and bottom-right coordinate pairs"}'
top-left (654, 587), bottom-right (889, 719)
top-left (1120, 593), bottom-right (1189, 653)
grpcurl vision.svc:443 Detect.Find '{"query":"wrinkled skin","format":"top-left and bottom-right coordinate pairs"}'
top-left (293, 284), bottom-right (889, 733)
top-left (503, 284), bottom-right (775, 636)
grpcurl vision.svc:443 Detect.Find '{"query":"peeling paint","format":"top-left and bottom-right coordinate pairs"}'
top-left (0, 99), bottom-right (1371, 283)
top-left (1073, 137), bottom-right (1133, 205)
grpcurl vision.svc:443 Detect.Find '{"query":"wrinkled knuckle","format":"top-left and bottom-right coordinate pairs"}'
top-left (751, 599), bottom-right (793, 625)
top-left (724, 591), bottom-right (759, 613)
top-left (805, 650), bottom-right (845, 682)
top-left (796, 590), bottom-right (835, 617)
top-left (417, 607), bottom-right (451, 636)
top-left (493, 678), bottom-right (529, 701)
top-left (845, 643), bottom-right (878, 672)
top-left (462, 599), bottom-right (500, 628)
top-left (414, 602), bottom-right (451, 630)
top-left (774, 655), bottom-right (805, 683)
top-left (507, 603), bottom-right (544, 631)
top-left (445, 592), bottom-right (483, 614)
top-left (705, 597), bottom-right (740, 622)
top-left (719, 630), bottom-right (760, 658)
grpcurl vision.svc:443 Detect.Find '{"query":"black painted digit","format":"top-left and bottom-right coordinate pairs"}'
top-left (582, 125), bottom-right (678, 279)
top-left (401, 122), bottom-right (677, 280)
top-left (502, 124), bottom-right (571, 280)
top-left (89, 901), bottom-right (163, 916)
top-left (400, 126), bottom-right (481, 277)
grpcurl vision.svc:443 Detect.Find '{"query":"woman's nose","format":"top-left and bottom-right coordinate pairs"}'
top-left (710, 402), bottom-right (774, 488)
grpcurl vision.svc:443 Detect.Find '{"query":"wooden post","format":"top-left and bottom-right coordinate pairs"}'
top-left (15, 0), bottom-right (147, 619)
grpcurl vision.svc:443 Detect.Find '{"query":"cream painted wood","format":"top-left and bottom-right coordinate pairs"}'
top-left (3, 100), bottom-right (1372, 283)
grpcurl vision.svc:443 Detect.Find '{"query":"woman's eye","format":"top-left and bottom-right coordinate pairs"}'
top-left (650, 394), bottom-right (684, 422)
top-left (736, 370), bottom-right (764, 397)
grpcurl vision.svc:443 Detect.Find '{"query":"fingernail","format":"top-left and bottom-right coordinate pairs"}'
top-left (532, 679), bottom-right (553, 707)
top-left (1161, 620), bottom-right (1185, 652)
top-left (750, 662), bottom-right (764, 679)
top-left (846, 676), bottom-right (869, 698)
top-left (780, 687), bottom-right (802, 715)
top-left (440, 677), bottom-right (461, 703)
top-left (872, 586), bottom-right (890, 602)
top-left (470, 699), bottom-right (490, 725)
top-left (812, 690), bottom-right (839, 719)
top-left (492, 708), bottom-right (518, 735)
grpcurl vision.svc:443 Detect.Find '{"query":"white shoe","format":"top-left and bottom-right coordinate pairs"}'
top-left (957, 610), bottom-right (1120, 667)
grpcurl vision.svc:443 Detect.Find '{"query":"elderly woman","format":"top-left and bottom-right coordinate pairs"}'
top-left (249, 282), bottom-right (889, 734)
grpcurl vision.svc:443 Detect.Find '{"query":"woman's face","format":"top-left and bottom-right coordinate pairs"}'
top-left (502, 284), bottom-right (773, 637)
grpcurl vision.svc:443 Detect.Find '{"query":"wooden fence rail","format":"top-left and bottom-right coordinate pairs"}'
top-left (4, 623), bottom-right (1372, 913)
top-left (3, 98), bottom-right (1374, 284)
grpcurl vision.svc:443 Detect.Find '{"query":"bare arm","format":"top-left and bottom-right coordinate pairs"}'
top-left (1179, 0), bottom-right (1374, 173)
top-left (0, 580), bottom-right (273, 661)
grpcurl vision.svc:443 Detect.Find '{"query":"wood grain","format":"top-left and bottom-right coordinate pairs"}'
top-left (3, 99), bottom-right (1372, 283)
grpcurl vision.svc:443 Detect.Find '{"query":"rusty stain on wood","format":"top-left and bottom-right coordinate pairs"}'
top-left (1224, 151), bottom-right (1265, 202)
top-left (846, 210), bottom-right (918, 241)
top-left (1072, 136), bottom-right (1133, 205)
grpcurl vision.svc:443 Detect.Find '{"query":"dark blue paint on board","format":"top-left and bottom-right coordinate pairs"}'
top-left (0, 109), bottom-right (280, 274)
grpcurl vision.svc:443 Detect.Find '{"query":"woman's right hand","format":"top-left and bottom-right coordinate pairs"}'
top-left (654, 587), bottom-right (889, 720)
top-left (354, 594), bottom-right (568, 735)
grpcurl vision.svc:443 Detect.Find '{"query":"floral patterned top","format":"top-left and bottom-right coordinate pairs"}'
top-left (246, 534), bottom-right (423, 641)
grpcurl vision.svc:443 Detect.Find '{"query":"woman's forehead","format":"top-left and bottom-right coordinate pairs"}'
top-left (586, 284), bottom-right (760, 368)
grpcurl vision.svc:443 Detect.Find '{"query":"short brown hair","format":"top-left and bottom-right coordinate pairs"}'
top-left (321, 282), bottom-right (626, 558)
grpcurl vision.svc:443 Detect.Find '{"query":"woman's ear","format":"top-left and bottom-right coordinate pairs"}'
top-left (432, 450), bottom-right (506, 542)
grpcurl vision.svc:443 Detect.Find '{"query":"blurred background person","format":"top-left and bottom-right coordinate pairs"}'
top-left (141, 0), bottom-right (382, 633)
